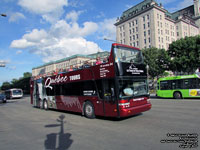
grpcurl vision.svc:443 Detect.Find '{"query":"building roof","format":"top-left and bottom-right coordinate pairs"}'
top-left (171, 5), bottom-right (194, 20)
top-left (122, 0), bottom-right (154, 18)
top-left (115, 0), bottom-right (197, 26)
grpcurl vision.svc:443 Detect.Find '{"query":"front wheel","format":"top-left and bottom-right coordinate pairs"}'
top-left (84, 101), bottom-right (95, 119)
top-left (173, 92), bottom-right (182, 99)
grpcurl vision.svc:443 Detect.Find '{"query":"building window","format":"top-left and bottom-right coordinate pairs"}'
top-left (133, 35), bottom-right (135, 40)
top-left (177, 32), bottom-right (179, 36)
top-left (129, 29), bottom-right (132, 34)
top-left (136, 41), bottom-right (139, 46)
top-left (130, 36), bottom-right (132, 41)
top-left (144, 39), bottom-right (146, 44)
top-left (143, 16), bottom-right (145, 22)
top-left (148, 22), bottom-right (150, 28)
top-left (136, 27), bottom-right (138, 32)
top-left (136, 34), bottom-right (139, 39)
top-left (147, 14), bottom-right (150, 20)
top-left (148, 30), bottom-right (150, 35)
top-left (149, 38), bottom-right (151, 43)
top-left (132, 21), bottom-right (134, 26)
top-left (144, 31), bottom-right (146, 36)
top-left (133, 28), bottom-right (135, 33)
top-left (129, 22), bottom-right (131, 28)
top-left (143, 24), bottom-right (146, 29)
top-left (136, 19), bottom-right (138, 25)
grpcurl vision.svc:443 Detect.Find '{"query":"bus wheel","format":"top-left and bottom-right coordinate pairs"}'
top-left (84, 101), bottom-right (95, 119)
top-left (43, 100), bottom-right (48, 110)
top-left (173, 92), bottom-right (182, 99)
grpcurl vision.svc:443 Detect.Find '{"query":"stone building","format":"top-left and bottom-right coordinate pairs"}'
top-left (115, 0), bottom-right (200, 50)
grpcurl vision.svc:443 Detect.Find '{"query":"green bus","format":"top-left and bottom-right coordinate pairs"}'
top-left (156, 74), bottom-right (200, 99)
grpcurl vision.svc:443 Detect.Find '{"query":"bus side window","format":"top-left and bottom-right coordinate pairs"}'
top-left (96, 80), bottom-right (104, 99)
top-left (46, 85), bottom-right (55, 96)
top-left (183, 79), bottom-right (189, 89)
top-left (82, 81), bottom-right (97, 96)
top-left (96, 79), bottom-right (115, 100)
top-left (197, 79), bottom-right (200, 88)
top-left (160, 81), bottom-right (171, 90)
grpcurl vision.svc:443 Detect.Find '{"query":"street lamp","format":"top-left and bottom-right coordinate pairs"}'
top-left (104, 38), bottom-right (117, 43)
top-left (1, 14), bottom-right (7, 17)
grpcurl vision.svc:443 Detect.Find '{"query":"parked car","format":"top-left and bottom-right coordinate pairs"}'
top-left (0, 94), bottom-right (7, 103)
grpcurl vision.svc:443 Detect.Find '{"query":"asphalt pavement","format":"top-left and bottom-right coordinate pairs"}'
top-left (0, 96), bottom-right (199, 150)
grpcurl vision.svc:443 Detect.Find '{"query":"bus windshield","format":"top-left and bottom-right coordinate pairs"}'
top-left (114, 46), bottom-right (143, 64)
top-left (118, 78), bottom-right (148, 99)
top-left (13, 90), bottom-right (22, 95)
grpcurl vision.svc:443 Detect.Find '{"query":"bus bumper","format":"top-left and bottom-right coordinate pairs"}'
top-left (119, 103), bottom-right (152, 117)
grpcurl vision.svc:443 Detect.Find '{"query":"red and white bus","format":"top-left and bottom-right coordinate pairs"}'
top-left (30, 43), bottom-right (151, 118)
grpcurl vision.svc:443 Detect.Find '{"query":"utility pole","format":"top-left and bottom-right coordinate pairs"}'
top-left (0, 13), bottom-right (7, 67)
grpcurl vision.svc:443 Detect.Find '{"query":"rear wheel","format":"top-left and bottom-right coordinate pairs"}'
top-left (84, 101), bottom-right (95, 119)
top-left (173, 92), bottom-right (182, 99)
top-left (43, 100), bottom-right (48, 110)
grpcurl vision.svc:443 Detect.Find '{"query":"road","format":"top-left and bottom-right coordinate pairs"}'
top-left (0, 96), bottom-right (199, 150)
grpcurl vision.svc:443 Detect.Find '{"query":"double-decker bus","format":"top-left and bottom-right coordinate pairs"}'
top-left (5, 88), bottom-right (23, 99)
top-left (30, 43), bottom-right (151, 118)
top-left (156, 74), bottom-right (200, 99)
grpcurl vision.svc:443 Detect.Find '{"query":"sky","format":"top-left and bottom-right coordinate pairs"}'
top-left (0, 0), bottom-right (195, 86)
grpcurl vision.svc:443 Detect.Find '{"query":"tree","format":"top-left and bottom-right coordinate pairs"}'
top-left (0, 72), bottom-right (32, 93)
top-left (142, 47), bottom-right (170, 80)
top-left (168, 36), bottom-right (200, 74)
top-left (1, 82), bottom-right (12, 90)
top-left (23, 72), bottom-right (32, 78)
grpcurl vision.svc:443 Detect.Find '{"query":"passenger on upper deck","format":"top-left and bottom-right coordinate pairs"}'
top-left (68, 65), bottom-right (73, 71)
top-left (96, 57), bottom-right (102, 65)
top-left (83, 61), bottom-right (91, 68)
top-left (103, 57), bottom-right (109, 63)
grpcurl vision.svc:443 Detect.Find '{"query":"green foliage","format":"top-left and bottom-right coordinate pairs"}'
top-left (0, 72), bottom-right (32, 94)
top-left (168, 36), bottom-right (200, 73)
top-left (142, 47), bottom-right (170, 79)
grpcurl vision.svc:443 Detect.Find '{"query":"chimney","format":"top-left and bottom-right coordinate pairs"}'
top-left (194, 0), bottom-right (200, 17)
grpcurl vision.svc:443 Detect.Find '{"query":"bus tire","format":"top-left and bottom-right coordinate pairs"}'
top-left (84, 101), bottom-right (95, 119)
top-left (43, 100), bottom-right (48, 110)
top-left (173, 92), bottom-right (182, 99)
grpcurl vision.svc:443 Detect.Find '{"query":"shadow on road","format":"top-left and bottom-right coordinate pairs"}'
top-left (44, 114), bottom-right (73, 150)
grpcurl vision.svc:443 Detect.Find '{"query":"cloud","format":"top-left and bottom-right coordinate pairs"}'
top-left (10, 19), bottom-right (101, 63)
top-left (16, 50), bottom-right (22, 54)
top-left (98, 18), bottom-right (116, 40)
top-left (18, 0), bottom-right (68, 23)
top-left (9, 12), bottom-right (26, 22)
top-left (65, 10), bottom-right (83, 22)
top-left (49, 19), bottom-right (98, 38)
